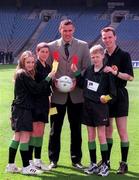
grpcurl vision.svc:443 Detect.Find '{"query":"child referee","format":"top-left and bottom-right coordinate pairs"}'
top-left (71, 44), bottom-right (116, 176)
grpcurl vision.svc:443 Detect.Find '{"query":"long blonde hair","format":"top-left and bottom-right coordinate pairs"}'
top-left (14, 51), bottom-right (35, 80)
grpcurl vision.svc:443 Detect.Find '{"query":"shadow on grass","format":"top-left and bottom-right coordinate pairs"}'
top-left (42, 165), bottom-right (139, 180)
top-left (40, 170), bottom-right (139, 180)
top-left (34, 169), bottom-right (139, 180)
top-left (1, 165), bottom-right (139, 180)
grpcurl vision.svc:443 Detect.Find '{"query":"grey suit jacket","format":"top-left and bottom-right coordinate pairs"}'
top-left (47, 37), bottom-right (91, 104)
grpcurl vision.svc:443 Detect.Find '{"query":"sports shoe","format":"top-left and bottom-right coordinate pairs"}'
top-left (6, 163), bottom-right (21, 173)
top-left (98, 163), bottom-right (109, 176)
top-left (48, 161), bottom-right (57, 169)
top-left (22, 164), bottom-right (43, 175)
top-left (33, 159), bottom-right (51, 171)
top-left (72, 162), bottom-right (84, 170)
top-left (97, 160), bottom-right (111, 169)
top-left (84, 163), bottom-right (99, 174)
top-left (29, 160), bottom-right (34, 166)
top-left (117, 161), bottom-right (128, 174)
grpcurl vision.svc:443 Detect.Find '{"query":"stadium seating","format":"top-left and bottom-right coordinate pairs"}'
top-left (0, 6), bottom-right (139, 62)
top-left (116, 19), bottom-right (139, 61)
top-left (30, 7), bottom-right (110, 52)
top-left (0, 7), bottom-right (40, 56)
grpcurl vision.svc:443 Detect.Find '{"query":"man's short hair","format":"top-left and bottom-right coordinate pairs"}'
top-left (59, 19), bottom-right (74, 29)
top-left (101, 26), bottom-right (116, 36)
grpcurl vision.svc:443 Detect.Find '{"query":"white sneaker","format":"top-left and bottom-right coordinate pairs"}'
top-left (29, 160), bottom-right (34, 166)
top-left (98, 163), bottom-right (109, 176)
top-left (6, 163), bottom-right (21, 173)
top-left (22, 164), bottom-right (43, 175)
top-left (84, 163), bottom-right (99, 174)
top-left (34, 159), bottom-right (51, 171)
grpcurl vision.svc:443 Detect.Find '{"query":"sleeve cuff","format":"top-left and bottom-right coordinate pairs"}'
top-left (74, 71), bottom-right (81, 77)
top-left (45, 76), bottom-right (51, 82)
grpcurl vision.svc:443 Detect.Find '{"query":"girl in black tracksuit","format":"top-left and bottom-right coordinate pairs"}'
top-left (6, 50), bottom-right (55, 175)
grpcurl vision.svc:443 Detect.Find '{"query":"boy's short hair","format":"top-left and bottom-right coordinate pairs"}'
top-left (36, 42), bottom-right (49, 53)
top-left (90, 44), bottom-right (104, 55)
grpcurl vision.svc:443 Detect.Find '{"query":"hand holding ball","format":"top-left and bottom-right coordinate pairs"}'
top-left (55, 76), bottom-right (75, 93)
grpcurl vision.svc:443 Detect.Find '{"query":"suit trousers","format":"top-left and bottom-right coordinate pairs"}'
top-left (48, 94), bottom-right (83, 164)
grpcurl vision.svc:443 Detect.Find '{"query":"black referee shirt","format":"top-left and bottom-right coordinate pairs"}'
top-left (105, 46), bottom-right (134, 88)
top-left (76, 65), bottom-right (116, 103)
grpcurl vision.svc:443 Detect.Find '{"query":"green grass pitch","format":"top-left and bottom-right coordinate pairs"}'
top-left (0, 65), bottom-right (139, 180)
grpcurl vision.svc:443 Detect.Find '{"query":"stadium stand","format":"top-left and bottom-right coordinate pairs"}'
top-left (116, 19), bottom-right (139, 61)
top-left (29, 7), bottom-right (110, 52)
top-left (0, 7), bottom-right (41, 59)
top-left (0, 1), bottom-right (139, 63)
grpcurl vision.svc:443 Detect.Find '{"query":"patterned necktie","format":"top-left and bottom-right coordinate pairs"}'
top-left (64, 43), bottom-right (69, 58)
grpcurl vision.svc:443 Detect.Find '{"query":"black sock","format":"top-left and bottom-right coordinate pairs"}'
top-left (8, 140), bottom-right (19, 164)
top-left (28, 145), bottom-right (34, 160)
top-left (20, 150), bottom-right (29, 167)
top-left (100, 144), bottom-right (108, 164)
top-left (101, 150), bottom-right (108, 164)
top-left (89, 149), bottom-right (96, 164)
top-left (8, 147), bottom-right (18, 163)
top-left (88, 141), bottom-right (96, 164)
top-left (34, 137), bottom-right (43, 159)
top-left (20, 143), bottom-right (29, 167)
top-left (35, 146), bottom-right (42, 159)
top-left (107, 138), bottom-right (113, 161)
top-left (121, 142), bottom-right (129, 162)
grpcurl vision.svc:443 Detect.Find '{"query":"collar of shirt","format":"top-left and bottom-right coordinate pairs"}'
top-left (62, 40), bottom-right (72, 47)
top-left (105, 46), bottom-right (119, 56)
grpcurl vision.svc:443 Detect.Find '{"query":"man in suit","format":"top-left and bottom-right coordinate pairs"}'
top-left (47, 19), bottom-right (91, 169)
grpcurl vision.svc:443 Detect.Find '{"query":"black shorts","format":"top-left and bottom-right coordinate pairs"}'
top-left (32, 97), bottom-right (49, 123)
top-left (82, 99), bottom-right (109, 127)
top-left (11, 106), bottom-right (33, 132)
top-left (109, 87), bottom-right (129, 118)
top-left (32, 109), bottom-right (49, 123)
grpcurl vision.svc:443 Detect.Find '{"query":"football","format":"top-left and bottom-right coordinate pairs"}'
top-left (55, 76), bottom-right (74, 93)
